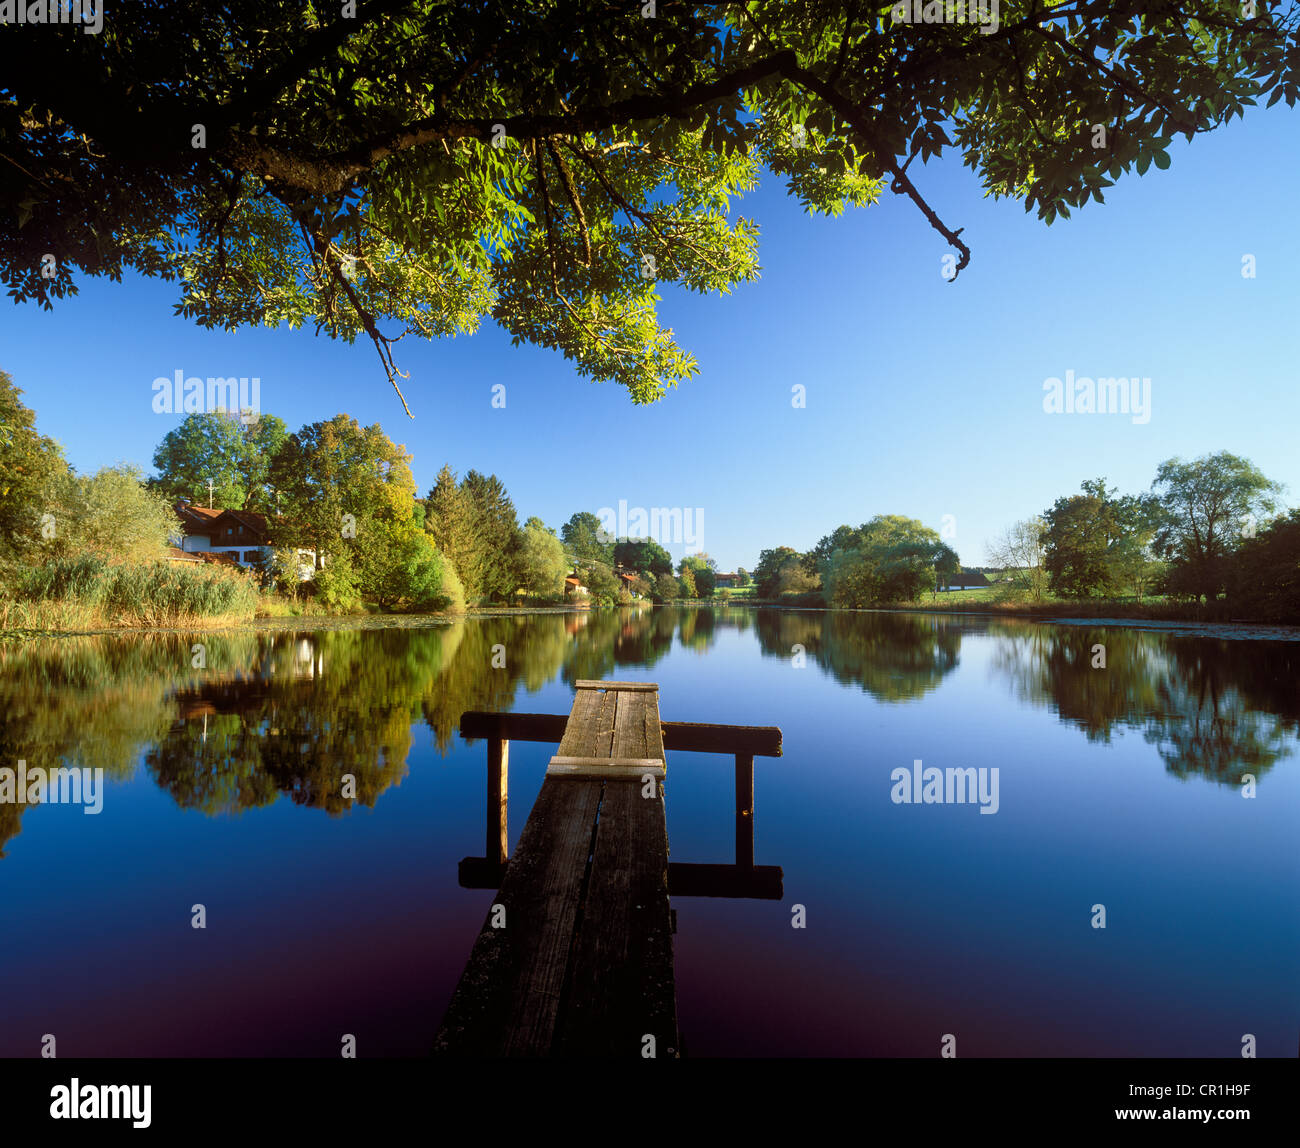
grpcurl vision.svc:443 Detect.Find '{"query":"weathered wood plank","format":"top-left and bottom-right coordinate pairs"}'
top-left (553, 779), bottom-right (677, 1057)
top-left (548, 755), bottom-right (665, 769)
top-left (662, 719), bottom-right (778, 757)
top-left (546, 764), bottom-right (665, 780)
top-left (487, 737), bottom-right (507, 866)
top-left (433, 778), bottom-right (602, 1056)
top-left (574, 680), bottom-right (659, 691)
top-left (612, 688), bottom-right (649, 761)
top-left (554, 687), bottom-right (600, 758)
top-left (441, 681), bottom-right (679, 1057)
top-left (547, 754), bottom-right (665, 779)
top-left (459, 711), bottom-right (782, 757)
top-left (736, 752), bottom-right (754, 870)
top-left (592, 686), bottom-right (617, 758)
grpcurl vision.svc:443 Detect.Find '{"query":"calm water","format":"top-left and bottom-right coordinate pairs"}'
top-left (2, 607), bottom-right (1297, 1057)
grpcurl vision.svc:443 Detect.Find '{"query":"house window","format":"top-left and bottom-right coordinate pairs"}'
top-left (238, 525), bottom-right (244, 534)
top-left (244, 551), bottom-right (262, 563)
top-left (227, 528), bottom-right (233, 535)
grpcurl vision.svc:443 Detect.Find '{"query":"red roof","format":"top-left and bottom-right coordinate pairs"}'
top-left (176, 503), bottom-right (272, 543)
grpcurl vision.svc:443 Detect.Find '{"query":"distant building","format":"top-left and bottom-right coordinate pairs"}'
top-left (938, 569), bottom-right (991, 591)
top-left (714, 571), bottom-right (741, 588)
top-left (169, 501), bottom-right (316, 580)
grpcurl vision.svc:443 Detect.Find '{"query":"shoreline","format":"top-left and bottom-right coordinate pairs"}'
top-left (4, 599), bottom-right (1299, 642)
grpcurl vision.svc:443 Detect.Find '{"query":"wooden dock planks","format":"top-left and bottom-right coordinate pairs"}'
top-left (434, 682), bottom-right (677, 1058)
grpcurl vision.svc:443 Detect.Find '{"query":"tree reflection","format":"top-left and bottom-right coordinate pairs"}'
top-left (988, 622), bottom-right (1297, 784)
top-left (2, 609), bottom-right (1295, 857)
top-left (755, 610), bottom-right (964, 701)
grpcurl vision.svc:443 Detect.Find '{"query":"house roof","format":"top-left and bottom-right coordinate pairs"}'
top-left (163, 546), bottom-right (202, 563)
top-left (176, 502), bottom-right (272, 541)
top-left (180, 504), bottom-right (222, 519)
top-left (221, 508), bottom-right (269, 535)
top-left (196, 550), bottom-right (242, 567)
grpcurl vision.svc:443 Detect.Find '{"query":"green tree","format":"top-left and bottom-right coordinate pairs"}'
top-left (582, 561), bottom-right (621, 606)
top-left (0, 369), bottom-right (68, 560)
top-left (653, 572), bottom-right (679, 603)
top-left (268, 413), bottom-right (416, 572)
top-left (1152, 452), bottom-right (1283, 601)
top-left (52, 464), bottom-right (177, 563)
top-left (312, 548), bottom-right (363, 613)
top-left (1107, 492), bottom-right (1165, 597)
top-left (985, 517), bottom-right (1049, 601)
top-left (462, 470), bottom-right (521, 601)
top-left (1043, 485), bottom-right (1119, 597)
top-left (562, 511), bottom-right (615, 567)
top-left (735, 568), bottom-right (750, 588)
top-left (359, 520), bottom-right (463, 611)
top-left (817, 516), bottom-right (951, 604)
top-left (152, 410), bottom-right (289, 510)
top-left (753, 545), bottom-right (814, 598)
top-left (678, 566), bottom-right (697, 599)
top-left (679, 553), bottom-right (717, 598)
top-left (1228, 509), bottom-right (1300, 623)
top-left (614, 537), bottom-right (673, 578)
top-left (518, 518), bottom-right (568, 599)
top-left (8, 4), bottom-right (1289, 408)
top-left (424, 464), bottom-right (484, 598)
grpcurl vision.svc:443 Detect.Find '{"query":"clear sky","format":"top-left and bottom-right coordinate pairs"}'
top-left (1, 103), bottom-right (1296, 572)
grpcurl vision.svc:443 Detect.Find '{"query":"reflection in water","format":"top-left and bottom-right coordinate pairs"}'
top-left (990, 622), bottom-right (1300, 783)
top-left (756, 610), bottom-right (965, 701)
top-left (1, 608), bottom-right (1296, 856)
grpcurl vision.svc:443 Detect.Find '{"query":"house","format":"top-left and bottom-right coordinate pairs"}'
top-left (564, 574), bottom-right (588, 600)
top-left (938, 569), bottom-right (991, 591)
top-left (714, 571), bottom-right (741, 588)
top-left (169, 501), bottom-right (316, 580)
top-left (616, 570), bottom-right (642, 598)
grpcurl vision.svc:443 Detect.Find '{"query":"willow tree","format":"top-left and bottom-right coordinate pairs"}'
top-left (2, 1), bottom-right (1295, 412)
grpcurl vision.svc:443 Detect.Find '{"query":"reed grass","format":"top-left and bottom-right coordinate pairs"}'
top-left (1, 556), bottom-right (260, 630)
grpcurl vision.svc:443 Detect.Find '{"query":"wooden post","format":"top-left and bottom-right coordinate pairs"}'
top-left (735, 752), bottom-right (753, 870)
top-left (488, 737), bottom-right (508, 867)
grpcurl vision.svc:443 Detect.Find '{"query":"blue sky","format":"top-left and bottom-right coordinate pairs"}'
top-left (1, 104), bottom-right (1296, 572)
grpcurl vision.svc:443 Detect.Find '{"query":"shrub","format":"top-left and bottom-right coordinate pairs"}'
top-left (5, 555), bottom-right (259, 626)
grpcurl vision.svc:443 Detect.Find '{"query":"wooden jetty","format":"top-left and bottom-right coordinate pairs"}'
top-left (433, 680), bottom-right (782, 1058)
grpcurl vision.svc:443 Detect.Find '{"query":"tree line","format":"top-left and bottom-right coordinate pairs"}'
top-left (752, 515), bottom-right (959, 607)
top-left (0, 373), bottom-right (736, 613)
top-left (747, 452), bottom-right (1296, 622)
top-left (986, 452), bottom-right (1292, 618)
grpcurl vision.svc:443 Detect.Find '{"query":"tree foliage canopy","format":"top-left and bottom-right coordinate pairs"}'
top-left (151, 410), bottom-right (289, 510)
top-left (5, 1), bottom-right (1296, 410)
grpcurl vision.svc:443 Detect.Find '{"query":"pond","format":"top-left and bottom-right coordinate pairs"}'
top-left (2, 607), bottom-right (1296, 1057)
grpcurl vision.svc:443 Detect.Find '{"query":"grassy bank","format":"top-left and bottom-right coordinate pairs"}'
top-left (733, 586), bottom-right (1297, 624)
top-left (1, 556), bottom-right (261, 632)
